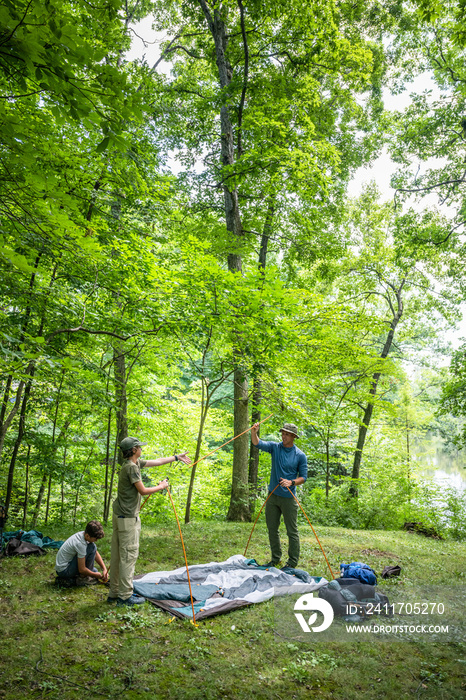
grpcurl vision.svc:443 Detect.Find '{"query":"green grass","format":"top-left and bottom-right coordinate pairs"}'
top-left (0, 520), bottom-right (465, 699)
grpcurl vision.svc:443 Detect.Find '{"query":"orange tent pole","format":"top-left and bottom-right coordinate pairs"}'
top-left (243, 484), bottom-right (280, 557)
top-left (166, 486), bottom-right (198, 625)
top-left (243, 483), bottom-right (337, 580)
top-left (285, 485), bottom-right (336, 580)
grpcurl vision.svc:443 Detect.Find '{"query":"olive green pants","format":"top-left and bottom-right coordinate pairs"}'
top-left (108, 513), bottom-right (141, 600)
top-left (265, 493), bottom-right (300, 567)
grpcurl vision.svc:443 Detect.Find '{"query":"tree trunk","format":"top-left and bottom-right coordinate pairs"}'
top-left (199, 0), bottom-right (250, 521)
top-left (247, 198), bottom-right (274, 516)
top-left (31, 472), bottom-right (47, 528)
top-left (325, 440), bottom-right (330, 498)
top-left (4, 369), bottom-right (35, 517)
top-left (185, 382), bottom-right (210, 524)
top-left (105, 433), bottom-right (119, 523)
top-left (0, 253), bottom-right (43, 464)
top-left (0, 251), bottom-right (43, 462)
top-left (73, 441), bottom-right (97, 527)
top-left (350, 279), bottom-right (405, 497)
top-left (406, 414), bottom-right (412, 497)
top-left (45, 475), bottom-right (52, 525)
top-left (227, 369), bottom-right (250, 521)
top-left (0, 378), bottom-right (26, 465)
top-left (4, 261), bottom-right (59, 515)
top-left (113, 343), bottom-right (128, 467)
top-left (248, 377), bottom-right (262, 517)
top-left (103, 406), bottom-right (112, 521)
top-left (22, 444), bottom-right (31, 528)
top-left (60, 445), bottom-right (67, 523)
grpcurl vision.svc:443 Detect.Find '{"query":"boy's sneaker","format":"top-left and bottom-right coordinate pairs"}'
top-left (117, 594), bottom-right (146, 606)
top-left (106, 596), bottom-right (118, 603)
top-left (76, 575), bottom-right (98, 586)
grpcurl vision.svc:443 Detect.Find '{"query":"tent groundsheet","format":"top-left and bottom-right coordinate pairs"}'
top-left (133, 554), bottom-right (328, 621)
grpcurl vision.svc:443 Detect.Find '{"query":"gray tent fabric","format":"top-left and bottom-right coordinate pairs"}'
top-left (133, 554), bottom-right (328, 620)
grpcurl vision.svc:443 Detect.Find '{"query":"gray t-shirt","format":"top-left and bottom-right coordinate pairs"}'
top-left (112, 458), bottom-right (147, 517)
top-left (55, 531), bottom-right (88, 572)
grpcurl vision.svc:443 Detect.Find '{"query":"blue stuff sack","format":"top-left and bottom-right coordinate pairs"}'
top-left (340, 561), bottom-right (377, 586)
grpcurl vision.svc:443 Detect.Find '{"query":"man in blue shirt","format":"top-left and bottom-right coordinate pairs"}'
top-left (251, 422), bottom-right (307, 568)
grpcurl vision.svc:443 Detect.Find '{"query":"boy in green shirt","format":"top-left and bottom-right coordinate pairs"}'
top-left (108, 436), bottom-right (191, 605)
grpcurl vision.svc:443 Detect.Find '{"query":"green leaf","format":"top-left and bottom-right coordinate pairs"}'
top-left (95, 136), bottom-right (110, 153)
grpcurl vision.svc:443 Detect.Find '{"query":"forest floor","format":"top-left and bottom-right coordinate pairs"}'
top-left (0, 520), bottom-right (465, 700)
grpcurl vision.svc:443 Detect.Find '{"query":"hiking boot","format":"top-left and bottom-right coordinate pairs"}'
top-left (76, 575), bottom-right (98, 586)
top-left (263, 561), bottom-right (281, 568)
top-left (117, 594), bottom-right (146, 606)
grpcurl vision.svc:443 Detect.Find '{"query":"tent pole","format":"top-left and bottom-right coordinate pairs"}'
top-left (166, 487), bottom-right (198, 625)
top-left (285, 486), bottom-right (336, 580)
top-left (243, 484), bottom-right (280, 558)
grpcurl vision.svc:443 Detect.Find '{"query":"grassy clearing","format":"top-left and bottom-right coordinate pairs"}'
top-left (0, 520), bottom-right (465, 699)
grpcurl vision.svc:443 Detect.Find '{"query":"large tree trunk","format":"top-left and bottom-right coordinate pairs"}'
top-left (227, 369), bottom-right (250, 521)
top-left (248, 377), bottom-right (262, 517)
top-left (199, 1), bottom-right (250, 520)
top-left (350, 279), bottom-right (405, 497)
top-left (247, 199), bottom-right (274, 516)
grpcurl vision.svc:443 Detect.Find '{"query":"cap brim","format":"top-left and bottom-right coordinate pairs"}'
top-left (136, 442), bottom-right (148, 447)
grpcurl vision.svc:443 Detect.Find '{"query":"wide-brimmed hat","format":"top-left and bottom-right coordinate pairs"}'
top-left (280, 423), bottom-right (299, 438)
top-left (120, 436), bottom-right (148, 451)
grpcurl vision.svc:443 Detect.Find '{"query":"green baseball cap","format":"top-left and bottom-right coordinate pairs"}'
top-left (119, 436), bottom-right (148, 451)
top-left (280, 423), bottom-right (299, 438)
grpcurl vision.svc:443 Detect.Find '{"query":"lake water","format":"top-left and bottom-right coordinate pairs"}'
top-left (415, 438), bottom-right (466, 492)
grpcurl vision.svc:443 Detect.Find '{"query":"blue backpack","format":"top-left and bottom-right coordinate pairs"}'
top-left (340, 561), bottom-right (377, 586)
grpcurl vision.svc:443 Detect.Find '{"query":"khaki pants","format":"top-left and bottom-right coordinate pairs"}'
top-left (108, 512), bottom-right (141, 600)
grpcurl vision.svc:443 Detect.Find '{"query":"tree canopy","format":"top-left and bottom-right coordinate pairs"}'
top-left (0, 0), bottom-right (465, 536)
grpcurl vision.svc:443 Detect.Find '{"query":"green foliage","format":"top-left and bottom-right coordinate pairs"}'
top-left (0, 0), bottom-right (464, 535)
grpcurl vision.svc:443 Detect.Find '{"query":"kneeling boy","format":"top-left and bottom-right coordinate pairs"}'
top-left (55, 520), bottom-right (108, 586)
